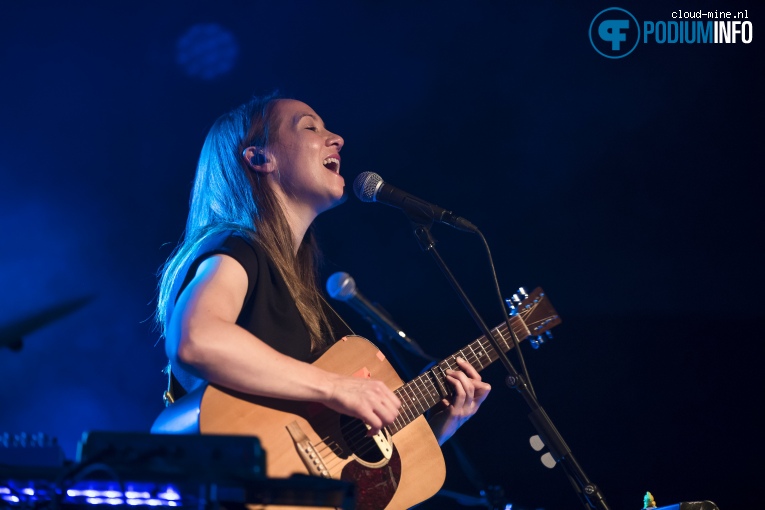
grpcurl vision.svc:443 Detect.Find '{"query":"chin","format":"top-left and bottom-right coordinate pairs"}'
top-left (320, 191), bottom-right (348, 213)
top-left (316, 194), bottom-right (348, 214)
top-left (334, 191), bottom-right (349, 206)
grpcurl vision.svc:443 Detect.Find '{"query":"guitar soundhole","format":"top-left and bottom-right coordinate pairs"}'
top-left (339, 415), bottom-right (385, 463)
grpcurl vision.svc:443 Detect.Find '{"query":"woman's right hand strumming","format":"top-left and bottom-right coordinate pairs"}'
top-left (322, 374), bottom-right (401, 436)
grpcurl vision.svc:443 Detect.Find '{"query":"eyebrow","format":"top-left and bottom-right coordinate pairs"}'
top-left (294, 113), bottom-right (321, 125)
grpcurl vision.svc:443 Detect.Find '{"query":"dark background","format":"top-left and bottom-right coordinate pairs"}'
top-left (1, 1), bottom-right (762, 509)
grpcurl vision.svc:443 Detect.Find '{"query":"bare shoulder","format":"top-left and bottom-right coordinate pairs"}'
top-left (196, 253), bottom-right (248, 285)
top-left (179, 254), bottom-right (249, 322)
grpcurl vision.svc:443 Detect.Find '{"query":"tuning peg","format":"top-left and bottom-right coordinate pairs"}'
top-left (504, 298), bottom-right (518, 316)
top-left (531, 332), bottom-right (553, 349)
top-left (517, 287), bottom-right (528, 299)
top-left (545, 330), bottom-right (553, 340)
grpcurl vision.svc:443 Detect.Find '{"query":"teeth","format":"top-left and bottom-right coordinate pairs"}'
top-left (322, 157), bottom-right (340, 173)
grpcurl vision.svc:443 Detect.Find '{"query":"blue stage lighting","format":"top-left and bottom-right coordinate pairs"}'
top-left (176, 23), bottom-right (238, 80)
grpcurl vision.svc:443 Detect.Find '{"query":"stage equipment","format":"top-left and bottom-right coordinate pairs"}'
top-left (1, 431), bottom-right (355, 508)
top-left (0, 295), bottom-right (92, 351)
top-left (644, 491), bottom-right (719, 510)
top-left (0, 432), bottom-right (65, 468)
top-left (652, 503), bottom-right (719, 510)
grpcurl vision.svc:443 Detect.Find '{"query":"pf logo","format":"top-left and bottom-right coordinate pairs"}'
top-left (589, 7), bottom-right (641, 58)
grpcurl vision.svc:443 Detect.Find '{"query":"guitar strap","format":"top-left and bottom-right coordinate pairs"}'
top-left (319, 293), bottom-right (356, 339)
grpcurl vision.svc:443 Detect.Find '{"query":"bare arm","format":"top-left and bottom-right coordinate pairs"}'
top-left (165, 254), bottom-right (400, 435)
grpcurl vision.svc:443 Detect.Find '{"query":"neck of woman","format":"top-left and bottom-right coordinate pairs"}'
top-left (276, 195), bottom-right (317, 256)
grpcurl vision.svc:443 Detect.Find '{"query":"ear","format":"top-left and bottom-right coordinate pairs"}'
top-left (242, 146), bottom-right (274, 173)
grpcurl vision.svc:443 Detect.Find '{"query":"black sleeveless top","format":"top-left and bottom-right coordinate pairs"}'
top-left (170, 231), bottom-right (350, 395)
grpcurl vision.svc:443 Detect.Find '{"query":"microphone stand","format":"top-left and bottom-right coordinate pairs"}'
top-left (410, 222), bottom-right (610, 510)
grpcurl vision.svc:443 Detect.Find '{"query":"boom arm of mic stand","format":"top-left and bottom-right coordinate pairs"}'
top-left (410, 222), bottom-right (610, 510)
top-left (350, 298), bottom-right (436, 362)
top-left (375, 324), bottom-right (437, 363)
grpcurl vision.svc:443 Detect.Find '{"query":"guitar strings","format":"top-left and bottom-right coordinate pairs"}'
top-left (322, 444), bottom-right (347, 472)
top-left (334, 316), bottom-right (526, 442)
top-left (313, 321), bottom-right (527, 463)
top-left (337, 321), bottom-right (521, 445)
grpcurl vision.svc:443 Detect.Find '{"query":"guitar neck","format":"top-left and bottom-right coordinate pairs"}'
top-left (389, 315), bottom-right (528, 434)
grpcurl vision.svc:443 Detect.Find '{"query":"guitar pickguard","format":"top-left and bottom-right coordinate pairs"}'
top-left (341, 445), bottom-right (402, 510)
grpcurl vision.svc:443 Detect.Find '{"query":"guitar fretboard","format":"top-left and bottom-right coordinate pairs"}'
top-left (388, 317), bottom-right (529, 435)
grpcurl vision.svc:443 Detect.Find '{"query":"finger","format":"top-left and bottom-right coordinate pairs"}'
top-left (388, 391), bottom-right (402, 410)
top-left (364, 414), bottom-right (384, 436)
top-left (473, 381), bottom-right (492, 403)
top-left (373, 385), bottom-right (401, 417)
top-left (446, 373), bottom-right (467, 407)
top-left (368, 403), bottom-right (399, 436)
top-left (380, 395), bottom-right (400, 415)
top-left (455, 357), bottom-right (481, 380)
top-left (376, 401), bottom-right (399, 425)
top-left (448, 369), bottom-right (475, 400)
top-left (370, 387), bottom-right (400, 423)
top-left (372, 381), bottom-right (401, 409)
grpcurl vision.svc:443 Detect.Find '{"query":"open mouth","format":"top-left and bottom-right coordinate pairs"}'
top-left (323, 156), bottom-right (340, 173)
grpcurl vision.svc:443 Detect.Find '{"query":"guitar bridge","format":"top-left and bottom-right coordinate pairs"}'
top-left (286, 421), bottom-right (330, 478)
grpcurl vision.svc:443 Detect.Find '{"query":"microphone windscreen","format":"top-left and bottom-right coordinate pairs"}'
top-left (326, 272), bottom-right (357, 301)
top-left (353, 172), bottom-right (382, 202)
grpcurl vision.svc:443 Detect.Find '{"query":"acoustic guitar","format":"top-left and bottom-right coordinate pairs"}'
top-left (152, 287), bottom-right (560, 509)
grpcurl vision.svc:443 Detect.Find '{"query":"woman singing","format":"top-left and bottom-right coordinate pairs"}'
top-left (155, 93), bottom-right (490, 507)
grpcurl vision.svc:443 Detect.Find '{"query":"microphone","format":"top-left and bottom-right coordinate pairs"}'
top-left (353, 172), bottom-right (478, 233)
top-left (326, 272), bottom-right (435, 360)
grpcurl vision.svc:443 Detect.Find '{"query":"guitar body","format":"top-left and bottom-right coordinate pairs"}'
top-left (153, 335), bottom-right (446, 510)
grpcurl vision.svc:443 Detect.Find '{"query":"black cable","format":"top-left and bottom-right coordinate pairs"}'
top-left (476, 229), bottom-right (537, 399)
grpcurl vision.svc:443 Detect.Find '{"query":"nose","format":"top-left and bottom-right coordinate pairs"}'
top-left (326, 131), bottom-right (344, 151)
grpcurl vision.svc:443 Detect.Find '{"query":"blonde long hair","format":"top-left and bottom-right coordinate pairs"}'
top-left (157, 94), bottom-right (332, 353)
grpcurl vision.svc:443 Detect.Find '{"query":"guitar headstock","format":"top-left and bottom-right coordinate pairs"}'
top-left (506, 287), bottom-right (561, 348)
